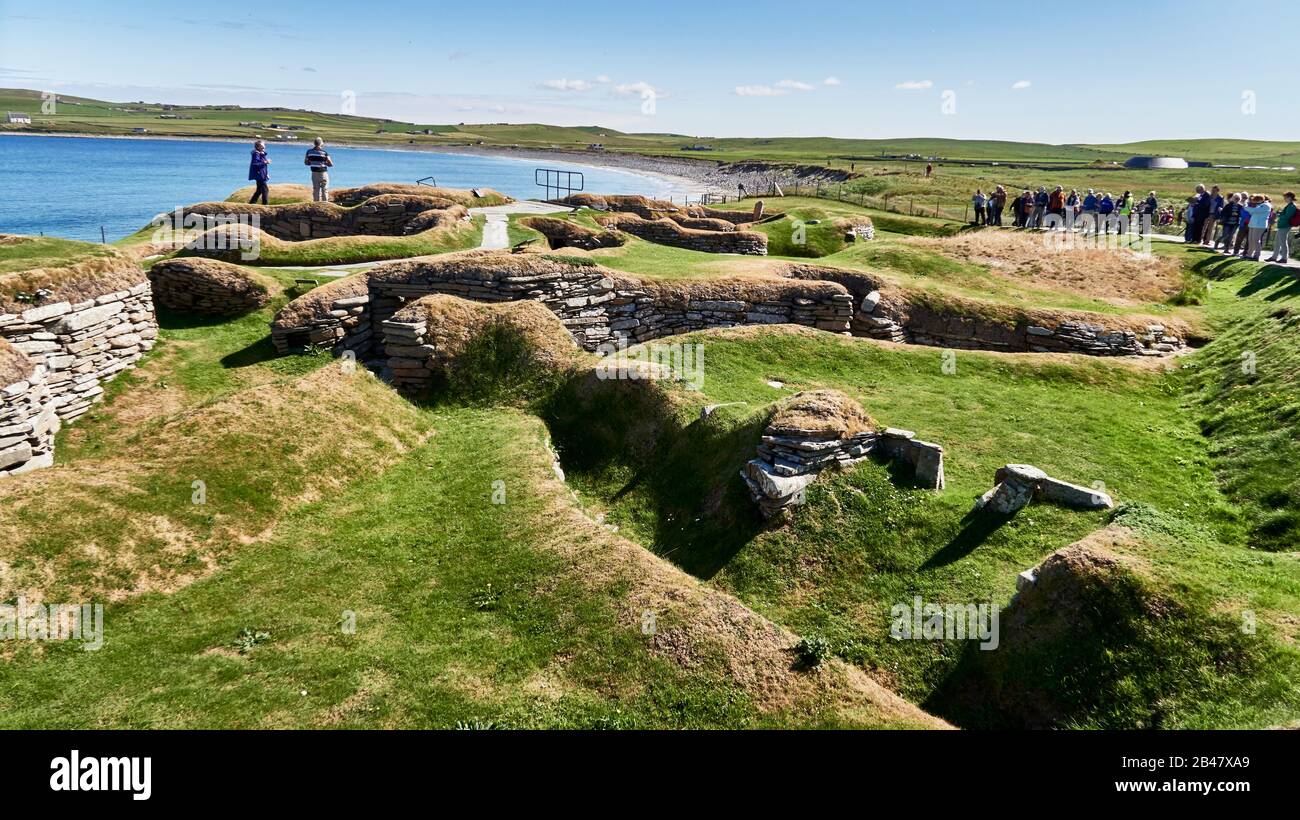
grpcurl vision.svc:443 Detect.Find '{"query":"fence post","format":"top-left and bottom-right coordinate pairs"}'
top-left (910, 198), bottom-right (914, 215)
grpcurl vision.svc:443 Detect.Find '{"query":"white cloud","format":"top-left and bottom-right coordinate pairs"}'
top-left (895, 80), bottom-right (934, 90)
top-left (823, 76), bottom-right (841, 86)
top-left (540, 78), bottom-right (593, 92)
top-left (594, 74), bottom-right (611, 83)
top-left (776, 79), bottom-right (815, 91)
top-left (735, 84), bottom-right (786, 97)
top-left (614, 80), bottom-right (659, 98)
top-left (1012, 80), bottom-right (1032, 90)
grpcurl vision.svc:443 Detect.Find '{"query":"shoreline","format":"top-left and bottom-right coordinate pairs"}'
top-left (1, 130), bottom-right (851, 198)
top-left (0, 130), bottom-right (717, 198)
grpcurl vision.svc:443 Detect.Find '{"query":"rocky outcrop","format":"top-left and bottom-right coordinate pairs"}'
top-left (741, 390), bottom-right (945, 517)
top-left (972, 463), bottom-right (1114, 516)
top-left (148, 258), bottom-right (272, 316)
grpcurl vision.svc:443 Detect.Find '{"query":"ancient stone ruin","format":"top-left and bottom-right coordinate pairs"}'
top-left (973, 463), bottom-right (1114, 516)
top-left (741, 390), bottom-right (945, 517)
top-left (1, 241), bottom-right (157, 476)
top-left (271, 250), bottom-right (855, 361)
top-left (148, 258), bottom-right (272, 316)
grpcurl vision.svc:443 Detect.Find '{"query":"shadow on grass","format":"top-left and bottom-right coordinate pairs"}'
top-left (920, 507), bottom-right (1014, 570)
top-left (219, 334), bottom-right (281, 369)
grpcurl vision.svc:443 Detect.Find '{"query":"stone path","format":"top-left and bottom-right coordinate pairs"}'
top-left (469, 199), bottom-right (575, 250)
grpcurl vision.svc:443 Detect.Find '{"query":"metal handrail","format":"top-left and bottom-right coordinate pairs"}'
top-left (535, 168), bottom-right (584, 201)
top-left (416, 176), bottom-right (437, 187)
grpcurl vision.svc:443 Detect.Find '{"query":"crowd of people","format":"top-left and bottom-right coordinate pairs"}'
top-left (969, 182), bottom-right (1298, 263)
top-left (1177, 184), bottom-right (1298, 263)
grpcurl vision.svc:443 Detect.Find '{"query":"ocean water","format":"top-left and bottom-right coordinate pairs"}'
top-left (0, 134), bottom-right (693, 242)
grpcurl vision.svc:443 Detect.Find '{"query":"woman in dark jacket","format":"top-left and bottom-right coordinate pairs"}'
top-left (248, 140), bottom-right (270, 205)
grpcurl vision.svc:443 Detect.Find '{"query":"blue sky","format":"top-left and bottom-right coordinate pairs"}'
top-left (2, 0), bottom-right (1297, 143)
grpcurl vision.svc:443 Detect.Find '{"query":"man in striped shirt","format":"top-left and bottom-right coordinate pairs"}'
top-left (304, 138), bottom-right (334, 201)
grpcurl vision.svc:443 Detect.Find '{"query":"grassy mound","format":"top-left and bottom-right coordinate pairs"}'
top-left (224, 183), bottom-right (315, 205)
top-left (147, 257), bottom-right (276, 315)
top-left (1179, 255), bottom-right (1300, 550)
top-left (549, 319), bottom-right (1300, 728)
top-left (330, 183), bottom-right (512, 208)
top-left (174, 217), bottom-right (481, 266)
top-left (768, 388), bottom-right (876, 438)
top-left (225, 183), bottom-right (513, 209)
top-left (395, 294), bottom-right (590, 404)
top-left (0, 365), bottom-right (433, 606)
top-left (934, 524), bottom-right (1291, 729)
top-left (1, 236), bottom-right (144, 313)
top-left (518, 216), bottom-right (625, 250)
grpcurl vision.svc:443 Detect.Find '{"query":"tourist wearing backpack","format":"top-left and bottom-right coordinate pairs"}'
top-left (1267, 192), bottom-right (1298, 263)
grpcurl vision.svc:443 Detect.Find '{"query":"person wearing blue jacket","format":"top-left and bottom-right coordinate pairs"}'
top-left (248, 140), bottom-right (270, 205)
top-left (1081, 189), bottom-right (1099, 234)
top-left (1098, 192), bottom-right (1116, 234)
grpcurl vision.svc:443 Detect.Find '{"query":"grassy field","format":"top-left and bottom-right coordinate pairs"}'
top-left (4, 168), bottom-right (1300, 729)
top-left (6, 87), bottom-right (1300, 173)
top-left (550, 240), bottom-right (1300, 728)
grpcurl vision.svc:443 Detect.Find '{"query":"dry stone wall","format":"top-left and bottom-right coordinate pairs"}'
top-left (148, 258), bottom-right (271, 316)
top-left (182, 195), bottom-right (466, 241)
top-left (273, 252), bottom-right (854, 361)
top-left (0, 342), bottom-right (58, 477)
top-left (597, 214), bottom-right (768, 255)
top-left (1, 282), bottom-right (156, 425)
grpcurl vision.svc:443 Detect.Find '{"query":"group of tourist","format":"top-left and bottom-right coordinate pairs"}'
top-left (246, 138), bottom-right (335, 204)
top-left (970, 181), bottom-right (1298, 263)
top-left (971, 186), bottom-right (1147, 233)
top-left (1180, 184), bottom-right (1298, 263)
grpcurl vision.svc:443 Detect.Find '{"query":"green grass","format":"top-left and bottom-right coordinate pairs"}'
top-left (0, 408), bottom-right (797, 729)
top-left (1177, 252), bottom-right (1300, 551)
top-left (547, 240), bottom-right (1300, 728)
top-left (0, 235), bottom-right (119, 275)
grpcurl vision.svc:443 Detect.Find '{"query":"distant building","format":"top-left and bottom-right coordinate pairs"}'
top-left (1124, 156), bottom-right (1190, 170)
top-left (132, 127), bottom-right (149, 134)
top-left (5, 112), bottom-right (32, 124)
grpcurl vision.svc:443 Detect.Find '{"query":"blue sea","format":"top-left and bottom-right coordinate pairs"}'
top-left (0, 134), bottom-right (693, 242)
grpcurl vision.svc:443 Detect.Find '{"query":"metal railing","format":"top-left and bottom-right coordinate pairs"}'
top-left (536, 168), bottom-right (584, 201)
top-left (416, 176), bottom-right (437, 187)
